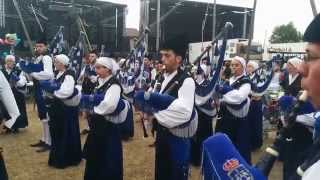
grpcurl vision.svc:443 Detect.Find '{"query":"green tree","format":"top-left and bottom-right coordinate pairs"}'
top-left (269, 22), bottom-right (303, 43)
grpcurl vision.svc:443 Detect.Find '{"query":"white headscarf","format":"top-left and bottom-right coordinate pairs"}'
top-left (5, 55), bottom-right (15, 62)
top-left (232, 56), bottom-right (247, 76)
top-left (55, 54), bottom-right (70, 66)
top-left (247, 60), bottom-right (259, 71)
top-left (95, 57), bottom-right (120, 75)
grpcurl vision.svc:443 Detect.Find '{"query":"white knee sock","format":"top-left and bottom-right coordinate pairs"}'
top-left (41, 118), bottom-right (51, 146)
top-left (41, 121), bottom-right (46, 142)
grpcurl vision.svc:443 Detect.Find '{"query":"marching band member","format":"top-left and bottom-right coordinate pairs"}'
top-left (39, 54), bottom-right (82, 169)
top-left (288, 14), bottom-right (320, 180)
top-left (82, 57), bottom-right (129, 180)
top-left (191, 60), bottom-right (216, 166)
top-left (20, 38), bottom-right (54, 152)
top-left (1, 55), bottom-right (28, 133)
top-left (279, 57), bottom-right (314, 180)
top-left (215, 56), bottom-right (252, 164)
top-left (281, 57), bottom-right (303, 97)
top-left (78, 50), bottom-right (98, 135)
top-left (134, 36), bottom-right (198, 180)
top-left (246, 60), bottom-right (272, 151)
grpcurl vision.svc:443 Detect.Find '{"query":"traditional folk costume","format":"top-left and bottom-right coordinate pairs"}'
top-left (134, 36), bottom-right (198, 180)
top-left (82, 57), bottom-right (130, 180)
top-left (215, 56), bottom-right (252, 164)
top-left (1, 55), bottom-right (28, 131)
top-left (191, 62), bottom-right (217, 166)
top-left (117, 67), bottom-right (135, 140)
top-left (19, 39), bottom-right (54, 149)
top-left (40, 54), bottom-right (82, 169)
top-left (279, 57), bottom-right (314, 180)
top-left (135, 68), bottom-right (198, 180)
top-left (247, 61), bottom-right (273, 151)
top-left (78, 62), bottom-right (97, 134)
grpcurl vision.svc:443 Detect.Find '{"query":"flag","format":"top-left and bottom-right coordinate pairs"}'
top-left (49, 26), bottom-right (64, 56)
top-left (69, 33), bottom-right (85, 79)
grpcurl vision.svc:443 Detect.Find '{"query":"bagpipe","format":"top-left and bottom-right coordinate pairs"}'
top-left (202, 91), bottom-right (320, 180)
top-left (201, 91), bottom-right (310, 179)
top-left (133, 22), bottom-right (233, 137)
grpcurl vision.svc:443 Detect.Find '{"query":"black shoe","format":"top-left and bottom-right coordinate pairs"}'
top-left (148, 142), bottom-right (156, 148)
top-left (11, 129), bottom-right (19, 134)
top-left (80, 129), bottom-right (90, 135)
top-left (30, 140), bottom-right (46, 147)
top-left (36, 144), bottom-right (51, 153)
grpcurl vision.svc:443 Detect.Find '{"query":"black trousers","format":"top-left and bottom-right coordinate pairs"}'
top-left (190, 110), bottom-right (213, 166)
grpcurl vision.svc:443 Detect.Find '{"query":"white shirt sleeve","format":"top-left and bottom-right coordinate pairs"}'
top-left (16, 72), bottom-right (28, 87)
top-left (94, 84), bottom-right (121, 115)
top-left (154, 77), bottom-right (195, 128)
top-left (221, 83), bottom-right (251, 105)
top-left (31, 55), bottom-right (54, 80)
top-left (0, 71), bottom-right (20, 128)
top-left (54, 75), bottom-right (75, 99)
top-left (302, 160), bottom-right (320, 180)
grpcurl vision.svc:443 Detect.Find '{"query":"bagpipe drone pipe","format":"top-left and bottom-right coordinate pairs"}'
top-left (250, 60), bottom-right (275, 95)
top-left (201, 91), bottom-right (312, 179)
top-left (119, 28), bottom-right (150, 137)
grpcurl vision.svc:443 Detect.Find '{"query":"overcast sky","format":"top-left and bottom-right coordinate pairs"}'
top-left (101, 0), bottom-right (319, 43)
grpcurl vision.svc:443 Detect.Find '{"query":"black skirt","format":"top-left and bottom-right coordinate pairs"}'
top-left (83, 114), bottom-right (123, 180)
top-left (48, 99), bottom-right (82, 169)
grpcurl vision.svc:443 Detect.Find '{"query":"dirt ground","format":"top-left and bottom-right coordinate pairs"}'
top-left (0, 103), bottom-right (282, 180)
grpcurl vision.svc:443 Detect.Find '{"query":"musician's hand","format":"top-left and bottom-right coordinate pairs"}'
top-left (0, 121), bottom-right (6, 134)
top-left (80, 93), bottom-right (105, 107)
top-left (39, 80), bottom-right (60, 93)
top-left (89, 75), bottom-right (97, 83)
top-left (10, 73), bottom-right (20, 82)
top-left (215, 84), bottom-right (233, 95)
top-left (279, 95), bottom-right (296, 112)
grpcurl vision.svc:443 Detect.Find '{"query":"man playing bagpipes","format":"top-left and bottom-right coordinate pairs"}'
top-left (0, 70), bottom-right (21, 180)
top-left (278, 57), bottom-right (315, 180)
top-left (134, 35), bottom-right (198, 180)
top-left (20, 36), bottom-right (54, 153)
top-left (293, 13), bottom-right (320, 180)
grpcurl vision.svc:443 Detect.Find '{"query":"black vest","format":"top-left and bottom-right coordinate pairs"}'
top-left (1, 68), bottom-right (25, 90)
top-left (94, 76), bottom-right (123, 96)
top-left (54, 70), bottom-right (77, 100)
top-left (82, 65), bottom-right (97, 94)
top-left (229, 75), bottom-right (251, 90)
top-left (55, 70), bottom-right (76, 84)
top-left (160, 69), bottom-right (190, 99)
